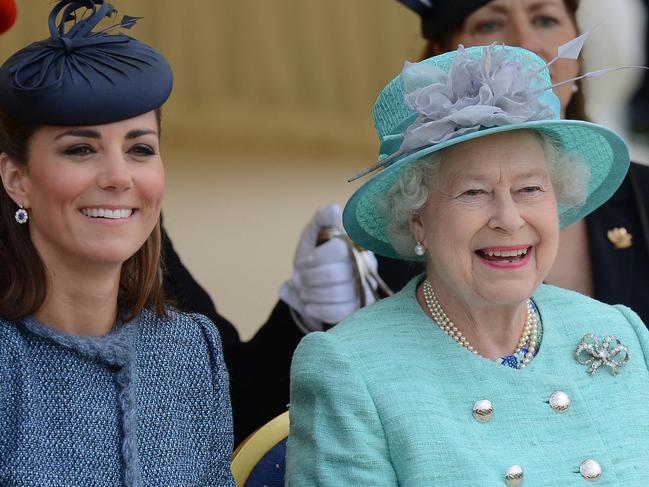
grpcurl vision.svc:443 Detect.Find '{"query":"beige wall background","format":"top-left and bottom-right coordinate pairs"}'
top-left (2, 0), bottom-right (645, 339)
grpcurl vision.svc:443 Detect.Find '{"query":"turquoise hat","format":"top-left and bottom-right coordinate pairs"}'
top-left (343, 45), bottom-right (630, 261)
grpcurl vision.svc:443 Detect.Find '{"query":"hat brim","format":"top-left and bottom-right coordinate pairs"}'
top-left (343, 120), bottom-right (629, 261)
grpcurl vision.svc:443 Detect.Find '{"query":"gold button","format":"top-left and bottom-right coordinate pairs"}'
top-left (505, 465), bottom-right (524, 486)
top-left (472, 399), bottom-right (493, 422)
top-left (548, 391), bottom-right (571, 413)
top-left (579, 459), bottom-right (602, 481)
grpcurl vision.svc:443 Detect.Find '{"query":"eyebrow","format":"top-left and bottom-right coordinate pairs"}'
top-left (481, 3), bottom-right (508, 14)
top-left (525, 0), bottom-right (562, 11)
top-left (54, 128), bottom-right (100, 140)
top-left (483, 0), bottom-right (560, 14)
top-left (54, 128), bottom-right (158, 140)
top-left (516, 169), bottom-right (550, 180)
top-left (448, 168), bottom-right (548, 186)
top-left (453, 174), bottom-right (493, 184)
top-left (125, 129), bottom-right (158, 139)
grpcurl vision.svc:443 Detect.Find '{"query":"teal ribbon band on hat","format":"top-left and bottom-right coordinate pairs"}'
top-left (378, 113), bottom-right (418, 161)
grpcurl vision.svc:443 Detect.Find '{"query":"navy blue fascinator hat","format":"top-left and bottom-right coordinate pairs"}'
top-left (397, 0), bottom-right (493, 40)
top-left (0, 0), bottom-right (173, 126)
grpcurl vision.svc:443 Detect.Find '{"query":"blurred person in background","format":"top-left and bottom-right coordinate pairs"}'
top-left (628, 0), bottom-right (649, 134)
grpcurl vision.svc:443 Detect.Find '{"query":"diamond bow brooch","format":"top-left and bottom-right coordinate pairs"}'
top-left (575, 334), bottom-right (629, 376)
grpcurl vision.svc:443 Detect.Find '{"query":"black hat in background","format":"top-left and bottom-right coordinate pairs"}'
top-left (397, 0), bottom-right (494, 40)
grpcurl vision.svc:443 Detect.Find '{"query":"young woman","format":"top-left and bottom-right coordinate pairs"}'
top-left (0, 1), bottom-right (234, 485)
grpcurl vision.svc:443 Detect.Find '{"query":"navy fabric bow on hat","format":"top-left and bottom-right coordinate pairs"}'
top-left (396, 0), bottom-right (493, 40)
top-left (0, 0), bottom-right (173, 126)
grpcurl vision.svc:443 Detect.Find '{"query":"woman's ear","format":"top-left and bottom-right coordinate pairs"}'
top-left (0, 152), bottom-right (30, 207)
top-left (409, 211), bottom-right (426, 244)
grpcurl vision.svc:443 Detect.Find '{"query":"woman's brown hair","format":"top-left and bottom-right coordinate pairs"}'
top-left (421, 0), bottom-right (586, 121)
top-left (0, 109), bottom-right (166, 322)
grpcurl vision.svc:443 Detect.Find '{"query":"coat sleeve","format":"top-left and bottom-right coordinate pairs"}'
top-left (286, 331), bottom-right (398, 486)
top-left (193, 314), bottom-right (236, 486)
top-left (614, 304), bottom-right (649, 370)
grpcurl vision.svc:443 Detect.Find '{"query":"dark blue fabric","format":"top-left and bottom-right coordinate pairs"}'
top-left (0, 310), bottom-right (235, 487)
top-left (0, 0), bottom-right (172, 125)
top-left (587, 162), bottom-right (649, 325)
top-left (245, 439), bottom-right (287, 487)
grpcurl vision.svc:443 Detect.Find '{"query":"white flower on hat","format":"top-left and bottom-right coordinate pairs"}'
top-left (400, 44), bottom-right (555, 151)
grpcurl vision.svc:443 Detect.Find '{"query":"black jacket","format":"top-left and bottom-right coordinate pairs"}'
top-left (161, 230), bottom-right (300, 445)
top-left (586, 162), bottom-right (649, 322)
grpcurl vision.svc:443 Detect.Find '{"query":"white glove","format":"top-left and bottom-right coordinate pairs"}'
top-left (279, 204), bottom-right (379, 333)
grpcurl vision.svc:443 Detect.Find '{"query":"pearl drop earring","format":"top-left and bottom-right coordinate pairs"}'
top-left (414, 241), bottom-right (426, 256)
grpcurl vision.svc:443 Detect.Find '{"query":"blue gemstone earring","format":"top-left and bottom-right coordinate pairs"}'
top-left (15, 205), bottom-right (28, 224)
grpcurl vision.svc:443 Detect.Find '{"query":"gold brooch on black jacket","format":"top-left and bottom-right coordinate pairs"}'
top-left (607, 227), bottom-right (633, 249)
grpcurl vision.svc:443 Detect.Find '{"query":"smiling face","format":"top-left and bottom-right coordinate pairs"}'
top-left (442, 0), bottom-right (579, 115)
top-left (409, 130), bottom-right (559, 308)
top-left (1, 111), bottom-right (164, 272)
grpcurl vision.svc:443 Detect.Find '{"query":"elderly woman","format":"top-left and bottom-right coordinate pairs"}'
top-left (282, 0), bottom-right (649, 334)
top-left (406, 0), bottom-right (649, 334)
top-left (0, 1), bottom-right (234, 485)
top-left (286, 45), bottom-right (649, 485)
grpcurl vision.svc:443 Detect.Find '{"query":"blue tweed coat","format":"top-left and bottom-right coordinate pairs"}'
top-left (0, 310), bottom-right (235, 487)
top-left (287, 277), bottom-right (649, 486)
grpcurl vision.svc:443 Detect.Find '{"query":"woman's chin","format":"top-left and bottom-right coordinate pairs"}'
top-left (473, 284), bottom-right (538, 306)
top-left (74, 242), bottom-right (144, 267)
top-left (471, 254), bottom-right (543, 303)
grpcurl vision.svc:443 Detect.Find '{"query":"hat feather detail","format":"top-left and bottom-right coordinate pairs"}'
top-left (7, 0), bottom-right (145, 93)
top-left (542, 29), bottom-right (591, 72)
top-left (0, 0), bottom-right (172, 125)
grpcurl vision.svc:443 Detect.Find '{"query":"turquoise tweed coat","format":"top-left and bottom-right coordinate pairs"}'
top-left (286, 277), bottom-right (649, 486)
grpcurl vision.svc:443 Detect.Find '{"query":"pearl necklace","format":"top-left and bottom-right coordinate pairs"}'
top-left (422, 279), bottom-right (539, 369)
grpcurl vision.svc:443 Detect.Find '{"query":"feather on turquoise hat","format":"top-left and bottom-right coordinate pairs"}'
top-left (0, 0), bottom-right (172, 126)
top-left (342, 45), bottom-right (629, 261)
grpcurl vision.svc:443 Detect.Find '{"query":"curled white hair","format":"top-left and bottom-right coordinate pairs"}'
top-left (383, 130), bottom-right (591, 259)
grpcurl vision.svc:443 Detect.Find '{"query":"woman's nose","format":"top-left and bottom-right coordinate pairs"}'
top-left (488, 190), bottom-right (525, 233)
top-left (97, 153), bottom-right (132, 192)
